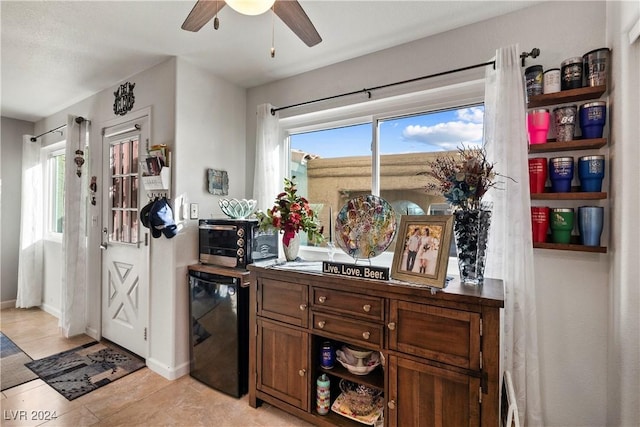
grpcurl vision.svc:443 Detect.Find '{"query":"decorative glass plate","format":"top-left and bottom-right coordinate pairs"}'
top-left (334, 195), bottom-right (397, 260)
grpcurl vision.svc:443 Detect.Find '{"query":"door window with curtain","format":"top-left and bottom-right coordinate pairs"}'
top-left (109, 136), bottom-right (139, 244)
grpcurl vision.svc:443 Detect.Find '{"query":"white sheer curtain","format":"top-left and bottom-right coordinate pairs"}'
top-left (253, 104), bottom-right (282, 211)
top-left (59, 116), bottom-right (89, 337)
top-left (484, 45), bottom-right (543, 426)
top-left (16, 135), bottom-right (44, 308)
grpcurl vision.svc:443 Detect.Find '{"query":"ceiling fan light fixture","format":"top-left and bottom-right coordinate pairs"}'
top-left (225, 0), bottom-right (275, 16)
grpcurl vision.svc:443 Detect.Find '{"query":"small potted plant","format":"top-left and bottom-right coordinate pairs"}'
top-left (256, 177), bottom-right (324, 261)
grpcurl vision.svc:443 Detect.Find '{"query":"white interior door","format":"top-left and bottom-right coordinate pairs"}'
top-left (101, 117), bottom-right (149, 358)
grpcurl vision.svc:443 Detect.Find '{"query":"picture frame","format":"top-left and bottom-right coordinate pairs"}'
top-left (207, 169), bottom-right (229, 195)
top-left (390, 215), bottom-right (454, 288)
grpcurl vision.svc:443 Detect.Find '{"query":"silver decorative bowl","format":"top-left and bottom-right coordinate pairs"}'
top-left (218, 198), bottom-right (257, 219)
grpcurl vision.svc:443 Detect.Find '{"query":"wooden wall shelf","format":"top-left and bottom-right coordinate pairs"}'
top-left (531, 190), bottom-right (607, 200)
top-left (527, 85), bottom-right (606, 108)
top-left (533, 242), bottom-right (607, 253)
top-left (529, 138), bottom-right (607, 153)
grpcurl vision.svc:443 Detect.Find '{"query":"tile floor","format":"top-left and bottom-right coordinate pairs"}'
top-left (0, 308), bottom-right (312, 426)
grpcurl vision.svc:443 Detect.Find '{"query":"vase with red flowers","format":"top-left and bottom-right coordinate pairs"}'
top-left (256, 177), bottom-right (324, 261)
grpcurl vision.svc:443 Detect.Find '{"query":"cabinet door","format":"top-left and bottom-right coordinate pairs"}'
top-left (387, 355), bottom-right (480, 427)
top-left (256, 319), bottom-right (309, 410)
top-left (389, 300), bottom-right (481, 370)
top-left (258, 277), bottom-right (308, 327)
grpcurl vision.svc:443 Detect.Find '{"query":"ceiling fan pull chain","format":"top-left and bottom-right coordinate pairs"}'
top-left (270, 4), bottom-right (276, 58)
top-left (214, 0), bottom-right (220, 30)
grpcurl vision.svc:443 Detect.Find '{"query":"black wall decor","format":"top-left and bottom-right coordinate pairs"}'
top-left (113, 82), bottom-right (135, 116)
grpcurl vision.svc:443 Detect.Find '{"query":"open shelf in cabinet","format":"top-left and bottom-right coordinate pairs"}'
top-left (529, 138), bottom-right (607, 153)
top-left (531, 189), bottom-right (607, 200)
top-left (533, 242), bottom-right (607, 253)
top-left (527, 85), bottom-right (606, 108)
top-left (319, 363), bottom-right (384, 392)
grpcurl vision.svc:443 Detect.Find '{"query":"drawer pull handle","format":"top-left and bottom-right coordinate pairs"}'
top-left (318, 296), bottom-right (327, 303)
top-left (298, 369), bottom-right (306, 377)
top-left (387, 322), bottom-right (396, 330)
top-left (388, 400), bottom-right (396, 410)
top-left (362, 331), bottom-right (370, 340)
top-left (299, 304), bottom-right (307, 311)
top-left (362, 304), bottom-right (371, 312)
top-left (318, 321), bottom-right (326, 329)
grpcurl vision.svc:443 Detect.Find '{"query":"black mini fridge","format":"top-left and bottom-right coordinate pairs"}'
top-left (188, 269), bottom-right (249, 397)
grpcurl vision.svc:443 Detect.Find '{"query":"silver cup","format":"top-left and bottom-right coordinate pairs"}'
top-left (578, 206), bottom-right (604, 246)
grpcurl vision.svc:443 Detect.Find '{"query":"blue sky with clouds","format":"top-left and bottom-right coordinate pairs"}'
top-left (291, 105), bottom-right (484, 157)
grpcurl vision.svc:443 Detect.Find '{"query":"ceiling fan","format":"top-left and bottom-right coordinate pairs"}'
top-left (181, 0), bottom-right (322, 47)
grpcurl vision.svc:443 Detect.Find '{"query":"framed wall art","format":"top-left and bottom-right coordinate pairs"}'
top-left (390, 215), bottom-right (453, 288)
top-left (207, 169), bottom-right (229, 195)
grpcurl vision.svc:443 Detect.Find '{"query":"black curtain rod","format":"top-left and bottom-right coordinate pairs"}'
top-left (270, 60), bottom-right (495, 116)
top-left (30, 116), bottom-right (88, 142)
top-left (269, 48), bottom-right (540, 116)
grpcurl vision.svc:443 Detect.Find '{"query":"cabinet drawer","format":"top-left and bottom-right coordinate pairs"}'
top-left (388, 300), bottom-right (480, 370)
top-left (311, 287), bottom-right (384, 321)
top-left (311, 312), bottom-right (383, 349)
top-left (258, 278), bottom-right (308, 327)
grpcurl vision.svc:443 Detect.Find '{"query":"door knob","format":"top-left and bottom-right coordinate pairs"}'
top-left (388, 400), bottom-right (396, 410)
top-left (299, 304), bottom-right (307, 311)
top-left (298, 369), bottom-right (306, 377)
top-left (100, 227), bottom-right (108, 250)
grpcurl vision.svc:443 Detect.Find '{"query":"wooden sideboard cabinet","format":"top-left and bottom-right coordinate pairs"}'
top-left (248, 262), bottom-right (504, 427)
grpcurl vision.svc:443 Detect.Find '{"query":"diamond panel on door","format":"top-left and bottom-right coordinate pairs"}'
top-left (107, 260), bottom-right (139, 328)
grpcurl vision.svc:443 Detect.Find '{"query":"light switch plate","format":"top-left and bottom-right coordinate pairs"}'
top-left (190, 203), bottom-right (199, 220)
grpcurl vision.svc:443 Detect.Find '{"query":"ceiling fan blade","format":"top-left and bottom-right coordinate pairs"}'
top-left (274, 0), bottom-right (322, 47)
top-left (181, 0), bottom-right (226, 32)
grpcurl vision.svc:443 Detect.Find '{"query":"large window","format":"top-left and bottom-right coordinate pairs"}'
top-left (289, 104), bottom-right (484, 247)
top-left (47, 147), bottom-right (65, 234)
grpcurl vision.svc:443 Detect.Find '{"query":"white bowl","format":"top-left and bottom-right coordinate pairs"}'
top-left (336, 349), bottom-right (380, 375)
top-left (218, 198), bottom-right (257, 219)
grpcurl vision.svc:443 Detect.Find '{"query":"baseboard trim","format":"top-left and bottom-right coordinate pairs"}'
top-left (85, 327), bottom-right (100, 341)
top-left (40, 303), bottom-right (61, 319)
top-left (0, 299), bottom-right (16, 309)
top-left (146, 357), bottom-right (190, 380)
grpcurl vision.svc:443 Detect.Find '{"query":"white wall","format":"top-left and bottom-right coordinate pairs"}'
top-left (606, 2), bottom-right (640, 427)
top-left (33, 58), bottom-right (181, 376)
top-left (246, 2), bottom-right (613, 426)
top-left (0, 117), bottom-right (33, 305)
top-left (171, 58), bottom-right (248, 376)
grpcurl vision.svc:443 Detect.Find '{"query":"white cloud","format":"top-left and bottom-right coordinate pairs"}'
top-left (402, 121), bottom-right (483, 150)
top-left (456, 107), bottom-right (484, 123)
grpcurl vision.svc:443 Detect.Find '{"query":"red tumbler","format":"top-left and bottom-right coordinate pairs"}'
top-left (531, 207), bottom-right (550, 243)
top-left (529, 158), bottom-right (548, 194)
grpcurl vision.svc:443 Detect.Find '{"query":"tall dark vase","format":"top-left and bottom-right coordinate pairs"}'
top-left (453, 209), bottom-right (492, 285)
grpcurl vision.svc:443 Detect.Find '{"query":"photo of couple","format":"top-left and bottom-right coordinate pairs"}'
top-left (402, 225), bottom-right (441, 277)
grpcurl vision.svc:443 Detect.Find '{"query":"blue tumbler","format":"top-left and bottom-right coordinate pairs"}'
top-left (549, 157), bottom-right (574, 193)
top-left (578, 206), bottom-right (604, 246)
top-left (578, 155), bottom-right (605, 192)
top-left (579, 102), bottom-right (607, 139)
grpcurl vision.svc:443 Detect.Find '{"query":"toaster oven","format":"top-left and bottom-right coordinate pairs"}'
top-left (198, 219), bottom-right (278, 268)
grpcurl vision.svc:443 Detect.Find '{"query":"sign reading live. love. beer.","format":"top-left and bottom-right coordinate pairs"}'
top-left (322, 261), bottom-right (389, 281)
